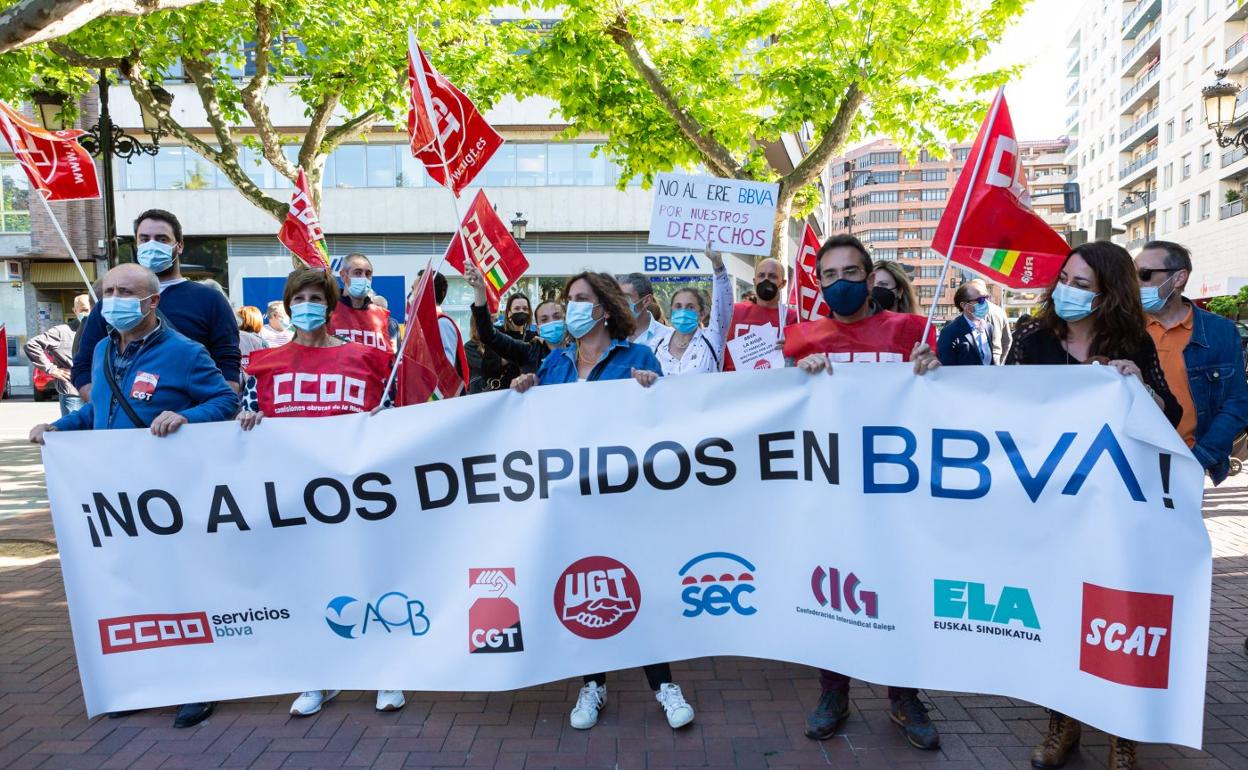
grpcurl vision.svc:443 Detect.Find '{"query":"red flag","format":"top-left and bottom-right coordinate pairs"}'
top-left (407, 32), bottom-right (503, 196)
top-left (443, 190), bottom-right (530, 314)
top-left (397, 261), bottom-right (466, 405)
top-left (0, 101), bottom-right (99, 201)
top-left (932, 90), bottom-right (1070, 289)
top-left (277, 168), bottom-right (330, 269)
top-left (787, 223), bottom-right (828, 321)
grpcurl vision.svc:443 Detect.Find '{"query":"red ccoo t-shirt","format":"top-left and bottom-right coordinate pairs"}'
top-left (244, 341), bottom-right (391, 417)
top-left (330, 301), bottom-right (392, 353)
top-left (782, 311), bottom-right (936, 364)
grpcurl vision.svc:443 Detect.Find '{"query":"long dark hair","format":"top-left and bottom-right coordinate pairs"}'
top-left (1035, 241), bottom-right (1150, 359)
top-left (504, 293), bottom-right (531, 332)
top-left (563, 271), bottom-right (635, 340)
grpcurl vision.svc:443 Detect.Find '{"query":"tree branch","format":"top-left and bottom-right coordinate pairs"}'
top-left (239, 0), bottom-right (298, 185)
top-left (322, 106), bottom-right (383, 149)
top-left (608, 15), bottom-right (741, 179)
top-left (297, 92), bottom-right (341, 168)
top-left (780, 82), bottom-right (863, 197)
top-left (0, 0), bottom-right (207, 55)
top-left (47, 41), bottom-right (126, 68)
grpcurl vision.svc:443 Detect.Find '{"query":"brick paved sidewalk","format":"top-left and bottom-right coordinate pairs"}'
top-left (2, 432), bottom-right (1247, 769)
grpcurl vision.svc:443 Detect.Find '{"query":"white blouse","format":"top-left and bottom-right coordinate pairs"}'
top-left (652, 266), bottom-right (733, 376)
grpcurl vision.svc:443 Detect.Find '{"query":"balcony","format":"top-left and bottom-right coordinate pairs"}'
top-left (1220, 198), bottom-right (1246, 219)
top-left (1066, 110), bottom-right (1079, 129)
top-left (1067, 48), bottom-right (1081, 75)
top-left (1233, 0), bottom-right (1248, 23)
top-left (1119, 148), bottom-right (1158, 180)
top-left (1120, 64), bottom-right (1161, 110)
top-left (1067, 80), bottom-right (1080, 105)
top-left (1223, 144), bottom-right (1248, 167)
top-left (1119, 106), bottom-right (1159, 145)
top-left (1228, 32), bottom-right (1248, 72)
top-left (1118, 191), bottom-right (1155, 219)
top-left (1122, 25), bottom-right (1161, 74)
top-left (1122, 0), bottom-right (1160, 38)
top-left (1065, 139), bottom-right (1079, 156)
top-left (1124, 238), bottom-right (1148, 252)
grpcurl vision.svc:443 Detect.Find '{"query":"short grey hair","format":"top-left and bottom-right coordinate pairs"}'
top-left (266, 300), bottom-right (286, 315)
top-left (1143, 240), bottom-right (1192, 272)
top-left (617, 272), bottom-right (654, 298)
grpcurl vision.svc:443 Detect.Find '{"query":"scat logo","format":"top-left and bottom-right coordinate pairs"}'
top-left (324, 592), bottom-right (430, 640)
top-left (554, 556), bottom-right (640, 639)
top-left (679, 552), bottom-right (756, 618)
top-left (1080, 582), bottom-right (1173, 689)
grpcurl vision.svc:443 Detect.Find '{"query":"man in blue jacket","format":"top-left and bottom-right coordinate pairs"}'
top-left (29, 262), bottom-right (236, 728)
top-left (71, 209), bottom-right (240, 402)
top-left (937, 281), bottom-right (995, 367)
top-left (1136, 241), bottom-right (1248, 485)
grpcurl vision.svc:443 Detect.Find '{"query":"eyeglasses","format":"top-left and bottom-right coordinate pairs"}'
top-left (972, 297), bottom-right (988, 305)
top-left (1137, 268), bottom-right (1180, 281)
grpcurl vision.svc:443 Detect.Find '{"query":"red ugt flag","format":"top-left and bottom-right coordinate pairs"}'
top-left (787, 223), bottom-right (828, 321)
top-left (277, 168), bottom-right (330, 269)
top-left (407, 32), bottom-right (503, 196)
top-left (397, 260), bottom-right (466, 405)
top-left (0, 101), bottom-right (99, 201)
top-left (932, 89), bottom-right (1070, 289)
top-left (444, 190), bottom-right (530, 314)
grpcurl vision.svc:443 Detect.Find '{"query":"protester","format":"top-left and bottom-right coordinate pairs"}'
top-left (724, 257), bottom-right (797, 371)
top-left (652, 243), bottom-right (731, 375)
top-left (1006, 241), bottom-right (1180, 770)
top-left (785, 234), bottom-right (941, 751)
top-left (616, 272), bottom-right (672, 349)
top-left (502, 293), bottom-right (535, 339)
top-left (1136, 240), bottom-right (1248, 485)
top-left (510, 272), bottom-right (693, 731)
top-left (465, 310), bottom-right (510, 392)
top-left (969, 277), bottom-right (1011, 363)
top-left (414, 269), bottom-right (470, 388)
top-left (330, 253), bottom-right (391, 353)
top-left (937, 281), bottom-right (995, 366)
top-left (260, 300), bottom-right (293, 346)
top-left (236, 306), bottom-right (269, 368)
top-left (71, 209), bottom-right (241, 399)
top-left (870, 261), bottom-right (920, 314)
top-left (369, 293), bottom-right (400, 353)
top-left (29, 263), bottom-right (235, 729)
top-left (466, 267), bottom-right (564, 375)
top-left (25, 293), bottom-right (91, 416)
top-left (235, 267), bottom-right (400, 715)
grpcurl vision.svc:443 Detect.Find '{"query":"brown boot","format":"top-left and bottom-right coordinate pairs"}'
top-left (1107, 736), bottom-right (1138, 770)
top-left (1030, 711), bottom-right (1081, 768)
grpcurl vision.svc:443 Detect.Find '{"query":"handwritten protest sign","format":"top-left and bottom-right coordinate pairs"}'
top-left (648, 173), bottom-right (780, 257)
top-left (725, 327), bottom-right (783, 370)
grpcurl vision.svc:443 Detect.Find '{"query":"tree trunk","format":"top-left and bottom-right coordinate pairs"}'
top-left (768, 188), bottom-right (795, 267)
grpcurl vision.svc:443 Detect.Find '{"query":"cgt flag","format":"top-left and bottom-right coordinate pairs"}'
top-left (932, 89), bottom-right (1070, 289)
top-left (277, 168), bottom-right (330, 269)
top-left (407, 31), bottom-right (503, 196)
top-left (0, 101), bottom-right (99, 201)
top-left (444, 190), bottom-right (530, 314)
top-left (396, 260), bottom-right (466, 406)
top-left (787, 223), bottom-right (827, 321)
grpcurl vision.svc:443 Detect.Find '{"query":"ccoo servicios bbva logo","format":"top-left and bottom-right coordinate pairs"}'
top-left (324, 592), bottom-right (430, 640)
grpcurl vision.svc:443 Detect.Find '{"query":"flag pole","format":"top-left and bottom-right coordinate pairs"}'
top-left (921, 88), bottom-right (1004, 344)
top-left (35, 193), bottom-right (98, 303)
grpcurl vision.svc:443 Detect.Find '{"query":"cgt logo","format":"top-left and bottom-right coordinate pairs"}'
top-left (469, 568), bottom-right (524, 654)
top-left (1080, 582), bottom-right (1173, 689)
top-left (679, 552), bottom-right (756, 618)
top-left (811, 566), bottom-right (877, 618)
top-left (99, 612), bottom-right (213, 654)
top-left (325, 592), bottom-right (430, 640)
top-left (555, 555), bottom-right (640, 640)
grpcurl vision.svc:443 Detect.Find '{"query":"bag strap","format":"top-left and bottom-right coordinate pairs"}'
top-left (103, 343), bottom-right (148, 429)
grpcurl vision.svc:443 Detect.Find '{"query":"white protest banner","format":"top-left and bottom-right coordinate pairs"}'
top-left (724, 327), bottom-right (783, 370)
top-left (43, 367), bottom-right (1210, 747)
top-left (648, 172), bottom-right (780, 257)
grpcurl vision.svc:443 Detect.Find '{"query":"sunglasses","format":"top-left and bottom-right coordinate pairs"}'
top-left (1137, 268), bottom-right (1180, 281)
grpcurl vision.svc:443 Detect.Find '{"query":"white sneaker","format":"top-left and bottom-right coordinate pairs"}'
top-left (290, 690), bottom-right (339, 716)
top-left (569, 682), bottom-right (606, 729)
top-left (656, 683), bottom-right (695, 729)
top-left (375, 690), bottom-right (405, 712)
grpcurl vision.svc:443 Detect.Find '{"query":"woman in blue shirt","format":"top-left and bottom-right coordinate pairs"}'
top-left (510, 271), bottom-right (693, 732)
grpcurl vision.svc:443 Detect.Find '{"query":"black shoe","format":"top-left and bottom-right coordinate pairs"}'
top-left (889, 695), bottom-right (940, 750)
top-left (804, 690), bottom-right (850, 740)
top-left (173, 701), bottom-right (214, 728)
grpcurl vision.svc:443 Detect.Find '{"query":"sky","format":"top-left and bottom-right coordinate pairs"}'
top-left (988, 0), bottom-right (1072, 141)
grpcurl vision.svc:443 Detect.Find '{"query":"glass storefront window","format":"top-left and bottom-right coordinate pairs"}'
top-left (332, 145), bottom-right (366, 188)
top-left (398, 147), bottom-right (425, 187)
top-left (515, 144), bottom-right (546, 186)
top-left (481, 143), bottom-right (516, 187)
top-left (366, 144), bottom-right (397, 187)
top-left (574, 144), bottom-right (606, 186)
top-left (547, 144), bottom-right (575, 186)
top-left (154, 146), bottom-right (187, 189)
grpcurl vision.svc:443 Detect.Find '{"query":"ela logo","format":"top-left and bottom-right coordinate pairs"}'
top-left (1079, 582), bottom-right (1173, 689)
top-left (555, 556), bottom-right (640, 639)
top-left (468, 568), bottom-right (523, 653)
top-left (678, 552), bottom-right (756, 618)
top-left (933, 580), bottom-right (1041, 642)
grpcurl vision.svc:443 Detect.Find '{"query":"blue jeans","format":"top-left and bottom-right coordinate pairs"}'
top-left (58, 394), bottom-right (83, 417)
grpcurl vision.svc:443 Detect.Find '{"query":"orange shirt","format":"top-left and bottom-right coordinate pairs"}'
top-left (1146, 307), bottom-right (1197, 448)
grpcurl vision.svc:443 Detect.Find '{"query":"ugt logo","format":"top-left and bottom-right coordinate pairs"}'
top-left (554, 555), bottom-right (640, 640)
top-left (679, 552), bottom-right (756, 618)
top-left (324, 592), bottom-right (430, 640)
top-left (811, 566), bottom-right (878, 618)
top-left (1080, 582), bottom-right (1173, 689)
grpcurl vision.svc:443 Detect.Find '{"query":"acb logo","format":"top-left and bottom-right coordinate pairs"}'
top-left (678, 552), bottom-right (756, 618)
top-left (811, 566), bottom-right (878, 618)
top-left (324, 592), bottom-right (430, 640)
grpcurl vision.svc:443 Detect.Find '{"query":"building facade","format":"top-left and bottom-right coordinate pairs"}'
top-left (1065, 0), bottom-right (1248, 298)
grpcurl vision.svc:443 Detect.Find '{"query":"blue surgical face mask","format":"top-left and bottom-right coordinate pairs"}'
top-left (628, 299), bottom-right (646, 318)
top-left (538, 320), bottom-right (566, 345)
top-left (821, 278), bottom-right (869, 317)
top-left (137, 241), bottom-right (175, 273)
top-left (565, 301), bottom-right (601, 339)
top-left (1052, 282), bottom-right (1099, 322)
top-left (102, 295), bottom-right (153, 332)
top-left (671, 308), bottom-right (699, 334)
top-left (972, 299), bottom-right (990, 319)
top-left (346, 276), bottom-right (371, 299)
top-left (290, 301), bottom-right (327, 332)
top-left (1140, 275), bottom-right (1175, 314)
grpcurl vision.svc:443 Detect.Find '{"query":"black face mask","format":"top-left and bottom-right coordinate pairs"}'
top-left (509, 312), bottom-right (530, 327)
top-left (870, 286), bottom-right (897, 311)
top-left (755, 280), bottom-right (779, 302)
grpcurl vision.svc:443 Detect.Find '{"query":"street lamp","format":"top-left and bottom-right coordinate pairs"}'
top-left (31, 70), bottom-right (174, 266)
top-left (1202, 69), bottom-right (1246, 149)
top-left (510, 212), bottom-right (528, 241)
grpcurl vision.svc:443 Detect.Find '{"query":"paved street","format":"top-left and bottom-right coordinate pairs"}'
top-left (1, 399), bottom-right (1246, 769)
